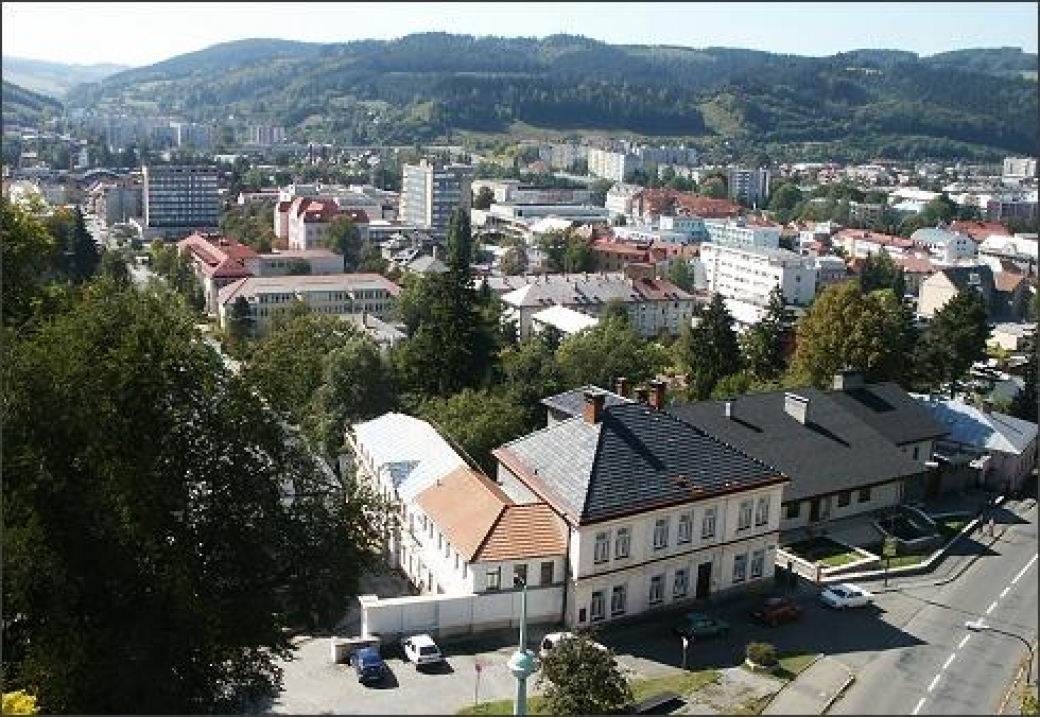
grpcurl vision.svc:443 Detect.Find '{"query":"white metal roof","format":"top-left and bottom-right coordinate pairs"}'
top-left (531, 305), bottom-right (600, 335)
top-left (911, 395), bottom-right (1037, 456)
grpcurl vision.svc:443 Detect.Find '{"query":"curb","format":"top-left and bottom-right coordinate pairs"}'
top-left (759, 652), bottom-right (825, 714)
top-left (822, 670), bottom-right (856, 715)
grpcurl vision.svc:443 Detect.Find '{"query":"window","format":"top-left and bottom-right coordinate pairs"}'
top-left (755, 496), bottom-right (770, 526)
top-left (786, 502), bottom-right (800, 519)
top-left (590, 591), bottom-right (606, 622)
top-left (513, 564), bottom-right (528, 587)
top-left (594, 532), bottom-right (610, 564)
top-left (732, 554), bottom-right (748, 584)
top-left (750, 549), bottom-right (765, 579)
top-left (653, 518), bottom-right (670, 550)
top-left (673, 569), bottom-right (689, 598)
top-left (838, 491), bottom-right (851, 508)
top-left (677, 512), bottom-right (693, 544)
top-left (912, 446), bottom-right (920, 460)
top-left (486, 568), bottom-right (501, 591)
top-left (648, 575), bottom-right (664, 605)
top-left (858, 487), bottom-right (872, 503)
top-left (615, 527), bottom-right (631, 559)
top-left (540, 561), bottom-right (554, 585)
top-left (738, 500), bottom-right (753, 531)
top-left (702, 508), bottom-right (717, 539)
top-left (611, 585), bottom-right (627, 616)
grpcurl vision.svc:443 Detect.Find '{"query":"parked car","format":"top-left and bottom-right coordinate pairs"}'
top-left (538, 631), bottom-right (609, 660)
top-left (401, 633), bottom-right (445, 669)
top-left (820, 583), bottom-right (874, 609)
top-left (750, 596), bottom-right (803, 626)
top-left (352, 646), bottom-right (387, 685)
top-left (672, 612), bottom-right (731, 640)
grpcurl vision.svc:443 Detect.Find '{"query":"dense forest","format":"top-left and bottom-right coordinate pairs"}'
top-left (31, 35), bottom-right (1040, 160)
top-left (2, 80), bottom-right (64, 126)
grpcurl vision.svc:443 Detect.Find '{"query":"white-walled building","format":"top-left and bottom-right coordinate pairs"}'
top-left (704, 218), bottom-right (782, 250)
top-left (400, 159), bottom-right (474, 240)
top-left (1003, 157), bottom-right (1038, 179)
top-left (910, 227), bottom-right (978, 264)
top-left (700, 242), bottom-right (817, 307)
top-left (726, 167), bottom-right (771, 207)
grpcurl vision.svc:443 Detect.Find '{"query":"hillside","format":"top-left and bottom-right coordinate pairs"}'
top-left (2, 56), bottom-right (130, 98)
top-left (2, 80), bottom-right (63, 126)
top-left (64, 35), bottom-right (1039, 161)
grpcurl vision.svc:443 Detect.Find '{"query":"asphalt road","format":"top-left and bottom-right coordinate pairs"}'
top-left (832, 499), bottom-right (1038, 716)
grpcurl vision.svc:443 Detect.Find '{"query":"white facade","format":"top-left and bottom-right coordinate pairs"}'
top-left (704, 219), bottom-right (781, 250)
top-left (727, 167), bottom-right (771, 207)
top-left (400, 159), bottom-right (474, 239)
top-left (701, 242), bottom-right (817, 307)
top-left (1003, 157), bottom-right (1038, 179)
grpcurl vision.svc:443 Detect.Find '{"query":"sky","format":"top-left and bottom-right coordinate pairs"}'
top-left (2, 1), bottom-right (1037, 67)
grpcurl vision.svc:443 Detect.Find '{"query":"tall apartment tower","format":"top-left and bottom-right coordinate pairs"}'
top-left (400, 159), bottom-right (475, 239)
top-left (727, 167), bottom-right (772, 208)
top-left (143, 165), bottom-right (221, 240)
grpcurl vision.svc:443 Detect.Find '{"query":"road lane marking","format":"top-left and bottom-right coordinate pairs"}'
top-left (912, 697), bottom-right (927, 714)
top-left (942, 654), bottom-right (955, 671)
top-left (958, 634), bottom-right (971, 649)
top-left (1000, 587), bottom-right (1010, 598)
top-left (928, 674), bottom-right (941, 692)
top-left (985, 601), bottom-right (998, 615)
top-left (1011, 553), bottom-right (1038, 584)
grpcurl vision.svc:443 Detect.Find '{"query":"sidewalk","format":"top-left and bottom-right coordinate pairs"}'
top-left (762, 656), bottom-right (853, 715)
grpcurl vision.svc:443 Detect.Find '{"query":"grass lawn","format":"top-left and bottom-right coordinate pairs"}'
top-left (786, 537), bottom-right (861, 567)
top-left (936, 516), bottom-right (970, 538)
top-left (456, 669), bottom-right (720, 715)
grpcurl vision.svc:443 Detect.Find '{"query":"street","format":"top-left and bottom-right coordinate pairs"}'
top-left (832, 498), bottom-right (1038, 715)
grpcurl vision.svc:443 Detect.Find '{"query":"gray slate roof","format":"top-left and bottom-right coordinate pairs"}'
top-left (496, 403), bottom-right (782, 525)
top-left (668, 388), bottom-right (928, 503)
top-left (826, 382), bottom-right (948, 446)
top-left (541, 385), bottom-right (632, 417)
top-left (935, 265), bottom-right (995, 296)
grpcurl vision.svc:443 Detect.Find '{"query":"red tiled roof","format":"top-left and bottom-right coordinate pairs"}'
top-left (178, 233), bottom-right (258, 279)
top-left (950, 220), bottom-right (1011, 243)
top-left (994, 272), bottom-right (1026, 293)
top-left (475, 503), bottom-right (567, 562)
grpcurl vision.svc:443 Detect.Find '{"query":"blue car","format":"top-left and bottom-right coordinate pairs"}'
top-left (353, 646), bottom-right (387, 685)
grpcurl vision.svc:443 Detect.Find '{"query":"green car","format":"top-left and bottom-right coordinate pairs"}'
top-left (672, 611), bottom-right (731, 640)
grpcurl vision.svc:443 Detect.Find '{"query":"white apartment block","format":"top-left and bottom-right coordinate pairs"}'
top-left (701, 242), bottom-right (817, 307)
top-left (726, 167), bottom-right (771, 207)
top-left (1002, 157), bottom-right (1038, 179)
top-left (216, 273), bottom-right (400, 337)
top-left (704, 218), bottom-right (782, 250)
top-left (400, 159), bottom-right (474, 240)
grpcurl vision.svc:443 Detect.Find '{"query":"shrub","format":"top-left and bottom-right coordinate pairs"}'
top-left (746, 642), bottom-right (779, 667)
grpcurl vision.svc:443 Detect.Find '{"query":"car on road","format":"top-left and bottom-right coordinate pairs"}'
top-left (401, 633), bottom-right (445, 669)
top-left (750, 596), bottom-right (803, 626)
top-left (352, 646), bottom-right (388, 685)
top-left (538, 631), bottom-right (609, 659)
top-left (672, 611), bottom-right (731, 640)
top-left (820, 583), bottom-right (874, 609)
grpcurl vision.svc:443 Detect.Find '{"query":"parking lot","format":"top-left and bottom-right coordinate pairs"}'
top-left (262, 574), bottom-right (927, 715)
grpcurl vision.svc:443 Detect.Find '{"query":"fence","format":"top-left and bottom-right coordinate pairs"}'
top-left (360, 585), bottom-right (565, 642)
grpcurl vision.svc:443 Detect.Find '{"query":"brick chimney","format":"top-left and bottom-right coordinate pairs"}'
top-left (615, 376), bottom-right (629, 398)
top-left (783, 392), bottom-right (810, 425)
top-left (634, 386), bottom-right (650, 404)
top-left (583, 390), bottom-right (606, 424)
top-left (649, 379), bottom-right (666, 409)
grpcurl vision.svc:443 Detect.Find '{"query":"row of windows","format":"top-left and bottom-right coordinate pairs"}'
top-left (485, 561), bottom-right (555, 590)
top-left (784, 487), bottom-right (871, 519)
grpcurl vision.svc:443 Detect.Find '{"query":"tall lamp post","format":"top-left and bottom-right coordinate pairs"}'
top-left (966, 619), bottom-right (1035, 685)
top-left (507, 576), bottom-right (539, 716)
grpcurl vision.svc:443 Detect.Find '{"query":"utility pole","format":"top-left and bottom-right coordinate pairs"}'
top-left (507, 576), bottom-right (538, 716)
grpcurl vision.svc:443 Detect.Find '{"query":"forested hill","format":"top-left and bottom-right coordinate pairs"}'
top-left (2, 80), bottom-right (64, 126)
top-left (65, 35), bottom-right (1039, 160)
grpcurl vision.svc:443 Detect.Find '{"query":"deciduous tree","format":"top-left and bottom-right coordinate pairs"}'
top-left (539, 632), bottom-right (633, 715)
top-left (912, 290), bottom-right (990, 396)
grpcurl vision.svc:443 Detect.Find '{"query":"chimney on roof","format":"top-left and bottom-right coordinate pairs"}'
top-left (725, 401), bottom-right (733, 419)
top-left (634, 386), bottom-right (650, 404)
top-left (832, 370), bottom-right (865, 391)
top-left (783, 392), bottom-right (810, 425)
top-left (649, 379), bottom-right (666, 409)
top-left (615, 376), bottom-right (629, 398)
top-left (583, 389), bottom-right (606, 424)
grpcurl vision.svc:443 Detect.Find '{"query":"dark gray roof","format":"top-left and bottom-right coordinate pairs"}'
top-left (496, 403), bottom-right (782, 525)
top-left (667, 389), bottom-right (927, 503)
top-left (937, 265), bottom-right (995, 297)
top-left (826, 382), bottom-right (948, 446)
top-left (541, 385), bottom-right (632, 417)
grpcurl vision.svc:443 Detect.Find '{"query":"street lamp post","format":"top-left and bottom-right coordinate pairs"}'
top-left (507, 576), bottom-right (539, 716)
top-left (965, 619), bottom-right (1035, 685)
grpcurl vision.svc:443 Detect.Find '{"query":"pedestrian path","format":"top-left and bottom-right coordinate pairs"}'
top-left (762, 656), bottom-right (853, 715)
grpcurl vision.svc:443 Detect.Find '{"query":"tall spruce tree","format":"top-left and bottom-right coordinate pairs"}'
top-left (679, 292), bottom-right (742, 399)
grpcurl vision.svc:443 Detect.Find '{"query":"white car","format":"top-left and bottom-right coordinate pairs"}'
top-left (820, 583), bottom-right (874, 609)
top-left (401, 633), bottom-right (444, 669)
top-left (538, 631), bottom-right (608, 659)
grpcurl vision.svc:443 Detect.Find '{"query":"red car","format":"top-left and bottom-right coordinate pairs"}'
top-left (751, 596), bottom-right (803, 626)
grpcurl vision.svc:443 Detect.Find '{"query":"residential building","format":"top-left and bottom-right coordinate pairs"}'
top-left (168, 121), bottom-right (213, 150)
top-left (91, 180), bottom-right (142, 227)
top-left (815, 255), bottom-right (849, 291)
top-left (636, 189), bottom-right (741, 222)
top-left (216, 273), bottom-right (401, 337)
top-left (530, 305), bottom-right (600, 337)
top-left (987, 322), bottom-right (1036, 353)
top-left (910, 226), bottom-right (978, 263)
top-left (726, 167), bottom-right (771, 207)
top-left (912, 395), bottom-right (1038, 493)
top-left (917, 265), bottom-right (996, 319)
top-left (248, 125), bottom-right (286, 146)
top-left (704, 218), bottom-right (781, 250)
top-left (1002, 157), bottom-right (1038, 179)
top-left (835, 229), bottom-right (916, 260)
top-left (700, 243), bottom-right (817, 307)
top-left (658, 215), bottom-right (709, 242)
top-left (400, 159), bottom-right (475, 240)
top-left (541, 384), bottom-right (632, 426)
top-left (285, 197), bottom-right (370, 251)
top-left (494, 390), bottom-right (787, 627)
top-left (978, 234), bottom-right (1038, 275)
top-left (499, 274), bottom-right (696, 339)
top-left (949, 220), bottom-right (1011, 244)
top-left (669, 376), bottom-right (946, 532)
top-left (848, 200), bottom-right (886, 227)
top-left (605, 183), bottom-right (644, 218)
top-left (142, 165), bottom-right (220, 240)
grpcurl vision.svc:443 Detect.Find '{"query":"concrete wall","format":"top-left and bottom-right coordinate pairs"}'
top-left (360, 585), bottom-right (565, 640)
